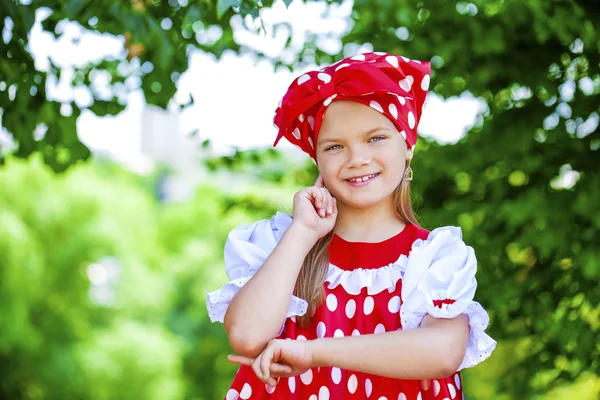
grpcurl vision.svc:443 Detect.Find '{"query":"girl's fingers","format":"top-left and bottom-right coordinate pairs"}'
top-left (260, 348), bottom-right (273, 383)
top-left (270, 362), bottom-right (292, 376)
top-left (251, 358), bottom-right (264, 382)
top-left (308, 187), bottom-right (323, 213)
top-left (314, 174), bottom-right (325, 188)
top-left (227, 354), bottom-right (254, 366)
top-left (324, 189), bottom-right (333, 215)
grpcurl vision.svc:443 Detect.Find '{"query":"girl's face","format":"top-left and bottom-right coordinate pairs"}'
top-left (316, 100), bottom-right (411, 209)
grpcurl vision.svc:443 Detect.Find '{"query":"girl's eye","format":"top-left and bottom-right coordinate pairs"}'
top-left (369, 136), bottom-right (385, 143)
top-left (326, 144), bottom-right (342, 151)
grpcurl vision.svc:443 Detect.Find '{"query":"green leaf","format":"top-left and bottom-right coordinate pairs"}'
top-left (216, 0), bottom-right (241, 19)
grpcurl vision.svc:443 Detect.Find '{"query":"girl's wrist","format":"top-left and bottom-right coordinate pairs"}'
top-left (287, 221), bottom-right (322, 247)
top-left (306, 338), bottom-right (328, 368)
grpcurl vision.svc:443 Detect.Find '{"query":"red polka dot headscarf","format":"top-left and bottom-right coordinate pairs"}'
top-left (273, 52), bottom-right (431, 161)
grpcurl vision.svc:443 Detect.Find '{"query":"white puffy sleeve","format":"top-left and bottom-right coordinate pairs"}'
top-left (206, 212), bottom-right (308, 325)
top-left (400, 226), bottom-right (497, 370)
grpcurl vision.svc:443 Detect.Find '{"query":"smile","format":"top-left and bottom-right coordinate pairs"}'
top-left (346, 173), bottom-right (380, 183)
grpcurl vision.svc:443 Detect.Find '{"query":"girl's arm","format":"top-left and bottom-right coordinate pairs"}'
top-left (308, 314), bottom-right (470, 379)
top-left (227, 314), bottom-right (470, 385)
top-left (224, 223), bottom-right (319, 358)
top-left (224, 177), bottom-right (337, 358)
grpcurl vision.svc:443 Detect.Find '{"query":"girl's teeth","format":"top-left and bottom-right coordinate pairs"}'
top-left (351, 174), bottom-right (375, 182)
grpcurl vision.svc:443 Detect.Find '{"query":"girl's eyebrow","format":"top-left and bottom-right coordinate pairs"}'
top-left (318, 126), bottom-right (392, 145)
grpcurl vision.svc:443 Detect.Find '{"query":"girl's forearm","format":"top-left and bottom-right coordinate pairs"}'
top-left (224, 223), bottom-right (317, 357)
top-left (307, 315), bottom-right (470, 379)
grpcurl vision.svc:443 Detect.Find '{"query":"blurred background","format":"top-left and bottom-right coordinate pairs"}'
top-left (0, 0), bottom-right (598, 399)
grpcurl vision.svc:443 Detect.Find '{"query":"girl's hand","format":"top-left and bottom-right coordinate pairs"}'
top-left (292, 175), bottom-right (338, 239)
top-left (227, 339), bottom-right (313, 387)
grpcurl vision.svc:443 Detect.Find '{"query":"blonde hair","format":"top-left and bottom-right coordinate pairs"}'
top-left (294, 161), bottom-right (418, 327)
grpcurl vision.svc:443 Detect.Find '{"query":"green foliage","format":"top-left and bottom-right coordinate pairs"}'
top-left (1, 0), bottom-right (599, 398)
top-left (0, 0), bottom-right (275, 170)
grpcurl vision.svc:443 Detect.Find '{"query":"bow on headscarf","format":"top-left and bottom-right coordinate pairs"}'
top-left (273, 52), bottom-right (431, 160)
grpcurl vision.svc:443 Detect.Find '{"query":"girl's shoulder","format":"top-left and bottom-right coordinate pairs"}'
top-left (226, 212), bottom-right (292, 249)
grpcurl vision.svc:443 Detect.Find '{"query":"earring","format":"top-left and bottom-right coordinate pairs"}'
top-left (404, 166), bottom-right (413, 181)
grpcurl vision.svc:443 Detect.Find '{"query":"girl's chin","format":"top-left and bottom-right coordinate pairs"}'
top-left (336, 194), bottom-right (391, 210)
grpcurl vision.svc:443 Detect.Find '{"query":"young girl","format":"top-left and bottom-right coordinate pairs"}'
top-left (207, 51), bottom-right (496, 400)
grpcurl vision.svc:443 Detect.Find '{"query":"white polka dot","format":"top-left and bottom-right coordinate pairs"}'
top-left (240, 383), bottom-right (252, 399)
top-left (388, 296), bottom-right (401, 313)
top-left (374, 323), bottom-right (386, 334)
top-left (346, 299), bottom-right (356, 318)
top-left (226, 389), bottom-right (239, 400)
top-left (298, 114), bottom-right (304, 123)
top-left (454, 374), bottom-right (461, 390)
top-left (288, 377), bottom-right (296, 393)
top-left (385, 55), bottom-right (399, 68)
top-left (326, 293), bottom-right (338, 311)
top-left (397, 95), bottom-right (406, 105)
top-left (290, 315), bottom-right (297, 323)
top-left (416, 392), bottom-right (422, 400)
top-left (408, 111), bottom-right (415, 129)
top-left (398, 394), bottom-right (407, 400)
top-left (369, 100), bottom-right (383, 113)
top-left (400, 131), bottom-right (407, 140)
top-left (335, 63), bottom-right (350, 71)
top-left (318, 73), bottom-right (331, 83)
top-left (366, 378), bottom-right (373, 397)
top-left (266, 384), bottom-right (276, 394)
top-left (300, 369), bottom-right (313, 385)
top-left (388, 103), bottom-right (398, 119)
top-left (348, 374), bottom-right (358, 394)
top-left (293, 128), bottom-right (301, 140)
top-left (378, 398), bottom-right (388, 400)
top-left (351, 54), bottom-right (365, 61)
top-left (399, 75), bottom-right (414, 92)
top-left (297, 335), bottom-right (307, 340)
top-left (317, 321), bottom-right (326, 338)
top-left (364, 297), bottom-right (375, 315)
top-left (448, 383), bottom-right (457, 399)
top-left (421, 74), bottom-right (430, 91)
top-left (308, 137), bottom-right (314, 150)
top-left (334, 329), bottom-right (344, 338)
top-left (298, 74), bottom-right (311, 85)
top-left (308, 115), bottom-right (315, 130)
top-left (323, 94), bottom-right (337, 106)
top-left (374, 51), bottom-right (386, 55)
top-left (433, 380), bottom-right (441, 396)
top-left (309, 395), bottom-right (317, 400)
top-left (401, 56), bottom-right (410, 62)
top-left (332, 367), bottom-right (342, 384)
top-left (319, 386), bottom-right (330, 400)
top-left (352, 329), bottom-right (361, 336)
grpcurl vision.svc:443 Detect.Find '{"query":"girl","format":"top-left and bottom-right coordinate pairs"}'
top-left (207, 52), bottom-right (496, 400)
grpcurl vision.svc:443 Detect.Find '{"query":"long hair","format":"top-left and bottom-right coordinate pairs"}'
top-left (294, 161), bottom-right (418, 327)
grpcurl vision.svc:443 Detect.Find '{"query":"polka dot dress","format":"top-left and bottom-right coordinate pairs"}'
top-left (223, 224), bottom-right (464, 400)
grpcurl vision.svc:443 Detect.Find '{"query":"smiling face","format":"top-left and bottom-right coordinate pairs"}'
top-left (316, 100), bottom-right (411, 209)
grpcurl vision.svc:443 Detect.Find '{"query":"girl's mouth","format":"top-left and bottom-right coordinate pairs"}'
top-left (345, 173), bottom-right (380, 186)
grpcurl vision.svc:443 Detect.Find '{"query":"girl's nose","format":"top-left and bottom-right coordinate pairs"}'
top-left (347, 148), bottom-right (372, 168)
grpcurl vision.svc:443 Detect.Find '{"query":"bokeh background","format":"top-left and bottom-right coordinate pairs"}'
top-left (1, 0), bottom-right (599, 399)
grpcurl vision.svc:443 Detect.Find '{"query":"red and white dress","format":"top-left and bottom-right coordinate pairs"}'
top-left (207, 213), bottom-right (496, 400)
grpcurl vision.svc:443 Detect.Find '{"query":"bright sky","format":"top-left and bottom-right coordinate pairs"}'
top-left (21, 0), bottom-right (485, 171)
